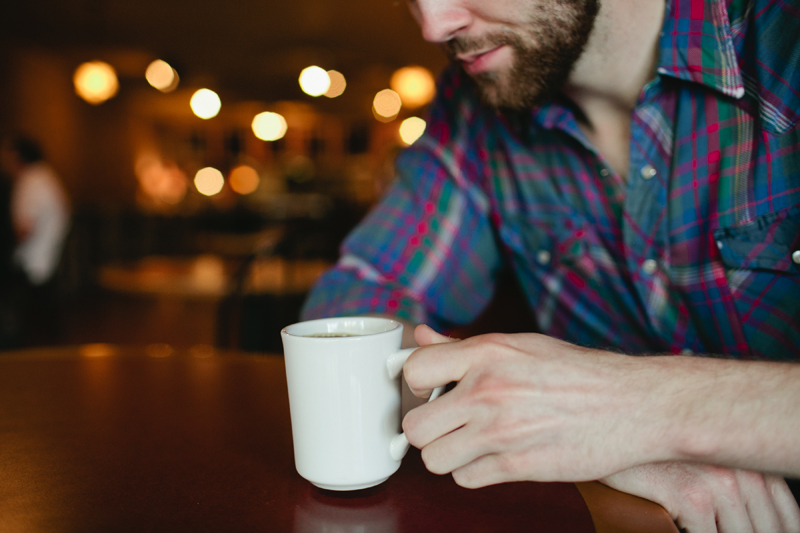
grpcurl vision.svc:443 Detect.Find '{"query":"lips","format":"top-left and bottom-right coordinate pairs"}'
top-left (458, 45), bottom-right (507, 75)
top-left (458, 46), bottom-right (500, 64)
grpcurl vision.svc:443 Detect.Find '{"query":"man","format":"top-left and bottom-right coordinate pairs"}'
top-left (302, 0), bottom-right (800, 530)
top-left (0, 135), bottom-right (70, 345)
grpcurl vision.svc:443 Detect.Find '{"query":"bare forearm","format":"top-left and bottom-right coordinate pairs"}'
top-left (636, 356), bottom-right (800, 477)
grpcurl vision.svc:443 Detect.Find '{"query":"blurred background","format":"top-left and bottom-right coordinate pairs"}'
top-left (0, 0), bottom-right (450, 353)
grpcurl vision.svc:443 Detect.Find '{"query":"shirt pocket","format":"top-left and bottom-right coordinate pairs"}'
top-left (713, 205), bottom-right (800, 274)
top-left (712, 204), bottom-right (800, 359)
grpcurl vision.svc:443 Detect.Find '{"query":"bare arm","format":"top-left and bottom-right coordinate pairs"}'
top-left (643, 354), bottom-right (800, 477)
top-left (404, 325), bottom-right (800, 478)
top-left (402, 326), bottom-right (800, 532)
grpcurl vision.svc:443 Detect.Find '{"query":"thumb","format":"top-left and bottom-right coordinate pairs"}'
top-left (414, 324), bottom-right (458, 347)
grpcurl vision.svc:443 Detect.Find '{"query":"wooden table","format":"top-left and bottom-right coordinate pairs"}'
top-left (0, 346), bottom-right (677, 532)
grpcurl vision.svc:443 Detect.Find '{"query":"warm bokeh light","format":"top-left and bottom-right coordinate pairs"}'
top-left (79, 343), bottom-right (119, 358)
top-left (299, 66), bottom-right (331, 97)
top-left (145, 59), bottom-right (179, 92)
top-left (324, 70), bottom-right (346, 98)
top-left (391, 66), bottom-right (436, 108)
top-left (251, 111), bottom-right (288, 141)
top-left (373, 89), bottom-right (402, 122)
top-left (190, 88), bottom-right (221, 119)
top-left (73, 61), bottom-right (119, 104)
top-left (135, 154), bottom-right (188, 205)
top-left (229, 164), bottom-right (260, 195)
top-left (194, 167), bottom-right (225, 196)
top-left (399, 117), bottom-right (427, 145)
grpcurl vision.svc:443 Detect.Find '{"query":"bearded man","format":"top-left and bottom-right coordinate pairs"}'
top-left (302, 0), bottom-right (800, 530)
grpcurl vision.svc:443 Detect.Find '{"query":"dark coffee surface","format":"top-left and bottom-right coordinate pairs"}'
top-left (0, 346), bottom-right (666, 532)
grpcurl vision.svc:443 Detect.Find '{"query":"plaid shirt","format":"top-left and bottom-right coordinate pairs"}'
top-left (303, 0), bottom-right (800, 359)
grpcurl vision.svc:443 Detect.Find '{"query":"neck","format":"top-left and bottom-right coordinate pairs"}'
top-left (560, 0), bottom-right (665, 178)
top-left (564, 0), bottom-right (665, 114)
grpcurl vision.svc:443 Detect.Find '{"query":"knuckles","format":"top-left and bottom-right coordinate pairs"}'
top-left (682, 487), bottom-right (715, 516)
top-left (420, 446), bottom-right (450, 476)
top-left (452, 468), bottom-right (483, 489)
top-left (401, 412), bottom-right (422, 446)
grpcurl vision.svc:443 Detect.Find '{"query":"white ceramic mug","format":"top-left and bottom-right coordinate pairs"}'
top-left (281, 316), bottom-right (444, 491)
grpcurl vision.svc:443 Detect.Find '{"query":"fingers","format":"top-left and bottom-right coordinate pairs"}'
top-left (450, 452), bottom-right (528, 489)
top-left (765, 476), bottom-right (800, 533)
top-left (673, 511), bottom-right (721, 533)
top-left (404, 325), bottom-right (472, 394)
top-left (414, 324), bottom-right (457, 347)
top-left (402, 382), bottom-right (470, 449)
top-left (734, 470), bottom-right (782, 533)
top-left (417, 422), bottom-right (488, 477)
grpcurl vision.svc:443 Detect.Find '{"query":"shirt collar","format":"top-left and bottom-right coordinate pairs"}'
top-left (657, 0), bottom-right (745, 99)
top-left (528, 0), bottom-right (747, 137)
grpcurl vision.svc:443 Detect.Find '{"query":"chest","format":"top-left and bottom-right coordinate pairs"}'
top-left (477, 84), bottom-right (800, 358)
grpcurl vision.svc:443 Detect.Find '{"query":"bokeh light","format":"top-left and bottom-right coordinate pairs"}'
top-left (190, 89), bottom-right (221, 119)
top-left (145, 59), bottom-right (179, 93)
top-left (372, 89), bottom-right (402, 122)
top-left (324, 70), bottom-right (346, 98)
top-left (229, 165), bottom-right (260, 195)
top-left (194, 167), bottom-right (225, 196)
top-left (299, 66), bottom-right (331, 97)
top-left (399, 117), bottom-right (427, 145)
top-left (251, 112), bottom-right (288, 141)
top-left (79, 343), bottom-right (118, 358)
top-left (391, 66), bottom-right (436, 108)
top-left (135, 154), bottom-right (188, 205)
top-left (73, 61), bottom-right (119, 104)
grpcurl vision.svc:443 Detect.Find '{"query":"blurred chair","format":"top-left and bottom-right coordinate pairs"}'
top-left (216, 224), bottom-right (333, 353)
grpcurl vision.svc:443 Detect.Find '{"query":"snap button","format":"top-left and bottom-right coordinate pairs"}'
top-left (536, 249), bottom-right (551, 266)
top-left (640, 165), bottom-right (657, 180)
top-left (599, 168), bottom-right (610, 177)
top-left (642, 259), bottom-right (658, 275)
top-left (793, 250), bottom-right (800, 265)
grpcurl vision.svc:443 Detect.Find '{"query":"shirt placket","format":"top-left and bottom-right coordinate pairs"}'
top-left (623, 90), bottom-right (675, 350)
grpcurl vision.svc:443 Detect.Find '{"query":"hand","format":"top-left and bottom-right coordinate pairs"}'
top-left (601, 462), bottom-right (800, 533)
top-left (402, 325), bottom-right (670, 485)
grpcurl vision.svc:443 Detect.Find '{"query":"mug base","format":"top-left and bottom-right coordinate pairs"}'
top-left (311, 477), bottom-right (390, 491)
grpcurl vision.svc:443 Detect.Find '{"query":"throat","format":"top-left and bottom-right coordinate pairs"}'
top-left (576, 109), bottom-right (632, 182)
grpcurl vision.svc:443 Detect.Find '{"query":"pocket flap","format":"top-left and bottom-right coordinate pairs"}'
top-left (713, 205), bottom-right (800, 273)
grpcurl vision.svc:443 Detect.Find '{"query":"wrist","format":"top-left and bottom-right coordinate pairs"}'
top-left (618, 355), bottom-right (687, 466)
top-left (654, 356), bottom-right (747, 465)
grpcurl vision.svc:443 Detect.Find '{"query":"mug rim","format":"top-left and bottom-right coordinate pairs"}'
top-left (282, 316), bottom-right (403, 338)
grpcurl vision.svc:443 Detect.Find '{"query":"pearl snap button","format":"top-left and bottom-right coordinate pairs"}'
top-left (640, 165), bottom-right (657, 180)
top-left (536, 249), bottom-right (551, 266)
top-left (642, 259), bottom-right (658, 275)
top-left (599, 168), bottom-right (610, 177)
top-left (793, 250), bottom-right (800, 265)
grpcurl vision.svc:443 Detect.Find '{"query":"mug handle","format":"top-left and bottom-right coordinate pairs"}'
top-left (386, 348), bottom-right (447, 461)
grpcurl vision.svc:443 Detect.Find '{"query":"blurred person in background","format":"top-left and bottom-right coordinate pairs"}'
top-left (0, 134), bottom-right (70, 346)
top-left (0, 168), bottom-right (18, 348)
top-left (302, 0), bottom-right (800, 530)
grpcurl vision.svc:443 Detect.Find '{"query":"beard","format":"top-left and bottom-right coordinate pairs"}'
top-left (443, 0), bottom-right (599, 110)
